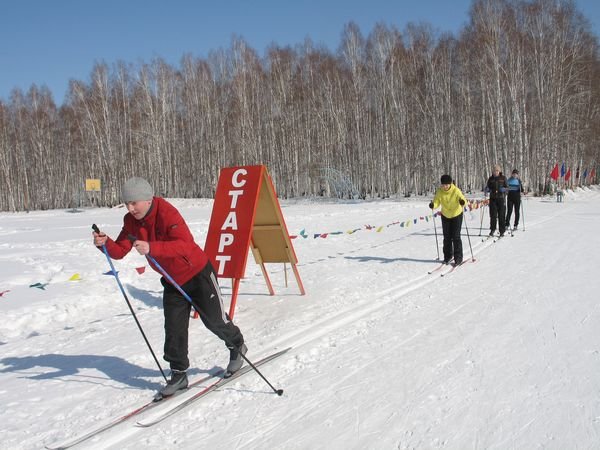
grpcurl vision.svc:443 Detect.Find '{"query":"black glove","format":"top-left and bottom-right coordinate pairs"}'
top-left (428, 202), bottom-right (434, 209)
top-left (459, 199), bottom-right (465, 206)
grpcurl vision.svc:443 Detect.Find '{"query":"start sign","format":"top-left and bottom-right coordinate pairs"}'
top-left (204, 165), bottom-right (304, 318)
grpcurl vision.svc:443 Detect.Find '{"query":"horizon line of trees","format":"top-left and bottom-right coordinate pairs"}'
top-left (0, 0), bottom-right (599, 212)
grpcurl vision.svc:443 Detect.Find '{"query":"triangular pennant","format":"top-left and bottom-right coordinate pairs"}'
top-left (376, 226), bottom-right (384, 232)
top-left (103, 270), bottom-right (118, 276)
top-left (29, 282), bottom-right (48, 290)
top-left (135, 266), bottom-right (146, 274)
top-left (0, 290), bottom-right (10, 297)
top-left (68, 273), bottom-right (81, 281)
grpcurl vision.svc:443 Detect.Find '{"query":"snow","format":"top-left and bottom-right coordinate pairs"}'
top-left (1, 187), bottom-right (600, 449)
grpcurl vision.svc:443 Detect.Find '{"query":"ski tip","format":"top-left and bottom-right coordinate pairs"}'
top-left (276, 389), bottom-right (284, 396)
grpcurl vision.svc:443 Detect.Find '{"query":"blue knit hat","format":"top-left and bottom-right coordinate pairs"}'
top-left (122, 177), bottom-right (154, 202)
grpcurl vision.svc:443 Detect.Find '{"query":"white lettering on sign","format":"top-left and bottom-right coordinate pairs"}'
top-left (221, 212), bottom-right (238, 231)
top-left (218, 233), bottom-right (234, 252)
top-left (232, 169), bottom-right (247, 188)
top-left (215, 169), bottom-right (248, 275)
top-left (215, 255), bottom-right (232, 274)
top-left (228, 190), bottom-right (244, 209)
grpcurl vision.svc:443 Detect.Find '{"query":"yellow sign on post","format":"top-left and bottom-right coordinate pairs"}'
top-left (85, 179), bottom-right (101, 192)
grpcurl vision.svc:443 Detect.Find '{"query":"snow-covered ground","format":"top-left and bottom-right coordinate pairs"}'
top-left (1, 187), bottom-right (599, 449)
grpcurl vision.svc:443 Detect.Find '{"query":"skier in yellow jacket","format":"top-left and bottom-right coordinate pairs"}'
top-left (429, 174), bottom-right (467, 265)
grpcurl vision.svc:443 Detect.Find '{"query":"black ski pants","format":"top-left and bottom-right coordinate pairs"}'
top-left (505, 194), bottom-right (521, 227)
top-left (441, 213), bottom-right (463, 263)
top-left (488, 196), bottom-right (506, 234)
top-left (161, 261), bottom-right (243, 371)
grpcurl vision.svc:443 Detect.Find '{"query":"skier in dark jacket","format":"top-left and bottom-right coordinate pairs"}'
top-left (486, 165), bottom-right (508, 236)
top-left (93, 177), bottom-right (246, 398)
top-left (505, 169), bottom-right (524, 229)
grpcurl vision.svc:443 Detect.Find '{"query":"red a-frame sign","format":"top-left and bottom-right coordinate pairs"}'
top-left (204, 165), bottom-right (305, 318)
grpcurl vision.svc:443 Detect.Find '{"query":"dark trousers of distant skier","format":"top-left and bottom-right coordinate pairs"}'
top-left (505, 193), bottom-right (521, 228)
top-left (441, 213), bottom-right (463, 263)
top-left (161, 261), bottom-right (243, 371)
top-left (488, 197), bottom-right (506, 234)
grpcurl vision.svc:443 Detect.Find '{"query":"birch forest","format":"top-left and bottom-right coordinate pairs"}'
top-left (0, 0), bottom-right (598, 211)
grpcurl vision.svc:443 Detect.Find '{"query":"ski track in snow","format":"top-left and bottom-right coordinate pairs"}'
top-left (1, 189), bottom-right (600, 449)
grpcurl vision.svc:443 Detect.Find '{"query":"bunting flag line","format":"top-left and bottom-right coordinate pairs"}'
top-left (290, 199), bottom-right (486, 242)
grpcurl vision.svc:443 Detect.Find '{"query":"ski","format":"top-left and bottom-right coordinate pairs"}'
top-left (45, 370), bottom-right (223, 450)
top-left (136, 347), bottom-right (291, 428)
top-left (428, 261), bottom-right (452, 274)
top-left (440, 259), bottom-right (472, 277)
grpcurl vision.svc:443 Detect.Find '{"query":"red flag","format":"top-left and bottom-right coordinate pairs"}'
top-left (565, 168), bottom-right (571, 182)
top-left (591, 168), bottom-right (596, 181)
top-left (135, 266), bottom-right (146, 274)
top-left (550, 164), bottom-right (559, 181)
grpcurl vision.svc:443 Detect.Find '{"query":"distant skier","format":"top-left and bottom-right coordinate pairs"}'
top-left (429, 174), bottom-right (467, 265)
top-left (505, 169), bottom-right (524, 230)
top-left (485, 164), bottom-right (508, 237)
top-left (92, 177), bottom-right (246, 398)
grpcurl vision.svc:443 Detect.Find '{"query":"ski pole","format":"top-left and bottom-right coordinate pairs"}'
top-left (462, 208), bottom-right (475, 262)
top-left (92, 224), bottom-right (168, 382)
top-left (521, 198), bottom-right (526, 231)
top-left (479, 198), bottom-right (487, 236)
top-left (431, 207), bottom-right (440, 260)
top-left (133, 237), bottom-right (283, 396)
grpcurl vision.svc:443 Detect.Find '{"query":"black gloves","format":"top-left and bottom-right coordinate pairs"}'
top-left (459, 199), bottom-right (465, 206)
top-left (428, 202), bottom-right (434, 209)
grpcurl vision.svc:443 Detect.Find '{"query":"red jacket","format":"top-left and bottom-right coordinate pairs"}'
top-left (103, 197), bottom-right (208, 286)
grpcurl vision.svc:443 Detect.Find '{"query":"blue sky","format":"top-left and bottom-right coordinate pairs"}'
top-left (1, 0), bottom-right (598, 105)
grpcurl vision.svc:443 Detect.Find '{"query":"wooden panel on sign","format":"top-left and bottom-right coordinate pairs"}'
top-left (251, 173), bottom-right (298, 264)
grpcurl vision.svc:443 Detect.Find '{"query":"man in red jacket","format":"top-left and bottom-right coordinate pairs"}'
top-left (93, 177), bottom-right (246, 398)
